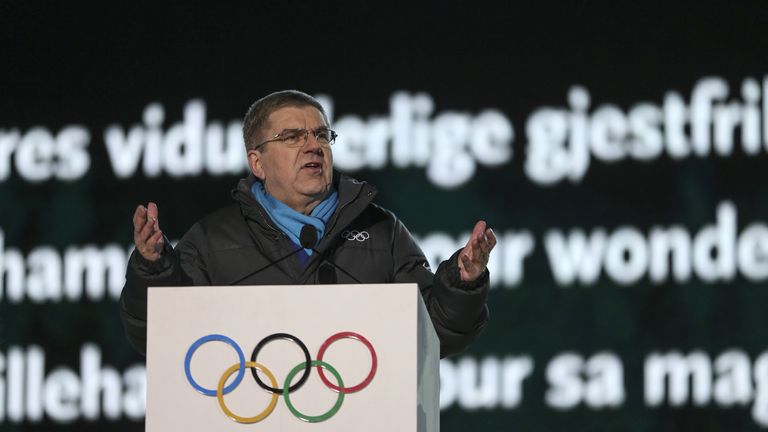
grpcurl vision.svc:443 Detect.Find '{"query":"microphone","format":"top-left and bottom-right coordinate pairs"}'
top-left (300, 225), bottom-right (362, 284)
top-left (230, 224), bottom-right (318, 284)
top-left (298, 224), bottom-right (318, 249)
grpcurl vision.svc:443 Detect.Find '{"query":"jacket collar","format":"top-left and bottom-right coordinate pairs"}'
top-left (231, 171), bottom-right (378, 238)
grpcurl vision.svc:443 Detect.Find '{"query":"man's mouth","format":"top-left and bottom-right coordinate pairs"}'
top-left (302, 162), bottom-right (322, 170)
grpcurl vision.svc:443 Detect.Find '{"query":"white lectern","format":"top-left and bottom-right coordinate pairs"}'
top-left (145, 283), bottom-right (439, 431)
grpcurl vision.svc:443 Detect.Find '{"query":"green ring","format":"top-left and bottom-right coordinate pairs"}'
top-left (283, 360), bottom-right (344, 422)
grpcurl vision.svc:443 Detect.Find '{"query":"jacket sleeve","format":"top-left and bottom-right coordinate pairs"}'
top-left (390, 216), bottom-right (490, 358)
top-left (119, 225), bottom-right (211, 356)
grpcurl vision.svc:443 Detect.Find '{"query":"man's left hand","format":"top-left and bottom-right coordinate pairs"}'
top-left (458, 220), bottom-right (497, 282)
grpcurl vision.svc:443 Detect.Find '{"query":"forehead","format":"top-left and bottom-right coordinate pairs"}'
top-left (266, 105), bottom-right (327, 131)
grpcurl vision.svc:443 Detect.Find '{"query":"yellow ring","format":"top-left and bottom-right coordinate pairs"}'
top-left (217, 361), bottom-right (279, 423)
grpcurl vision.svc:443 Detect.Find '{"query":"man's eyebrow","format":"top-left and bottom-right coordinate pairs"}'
top-left (272, 128), bottom-right (303, 135)
top-left (282, 126), bottom-right (330, 132)
top-left (273, 125), bottom-right (330, 134)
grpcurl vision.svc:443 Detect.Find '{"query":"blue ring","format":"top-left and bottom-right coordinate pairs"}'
top-left (184, 334), bottom-right (245, 396)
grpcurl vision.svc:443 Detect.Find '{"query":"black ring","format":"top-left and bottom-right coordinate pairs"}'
top-left (250, 333), bottom-right (311, 395)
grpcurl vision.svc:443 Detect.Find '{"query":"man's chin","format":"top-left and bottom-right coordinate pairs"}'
top-left (307, 179), bottom-right (328, 192)
top-left (299, 182), bottom-right (332, 199)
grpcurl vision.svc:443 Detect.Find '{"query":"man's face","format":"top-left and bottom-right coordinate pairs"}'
top-left (248, 105), bottom-right (334, 212)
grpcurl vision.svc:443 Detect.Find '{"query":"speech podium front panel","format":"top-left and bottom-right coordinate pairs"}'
top-left (146, 283), bottom-right (439, 431)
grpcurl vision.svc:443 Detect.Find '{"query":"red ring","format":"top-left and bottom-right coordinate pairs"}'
top-left (316, 331), bottom-right (377, 393)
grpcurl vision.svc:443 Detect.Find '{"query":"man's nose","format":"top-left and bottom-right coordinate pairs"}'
top-left (302, 132), bottom-right (323, 153)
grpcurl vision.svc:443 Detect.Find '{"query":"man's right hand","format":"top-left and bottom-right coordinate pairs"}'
top-left (133, 202), bottom-right (164, 262)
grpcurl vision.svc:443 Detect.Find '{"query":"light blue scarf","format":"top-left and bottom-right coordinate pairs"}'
top-left (251, 181), bottom-right (338, 255)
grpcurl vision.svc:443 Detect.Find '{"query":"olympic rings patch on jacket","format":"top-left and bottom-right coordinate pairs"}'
top-left (341, 230), bottom-right (370, 241)
top-left (183, 331), bottom-right (377, 424)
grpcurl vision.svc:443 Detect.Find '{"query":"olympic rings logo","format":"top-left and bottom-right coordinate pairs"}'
top-left (184, 331), bottom-right (377, 424)
top-left (342, 230), bottom-right (370, 242)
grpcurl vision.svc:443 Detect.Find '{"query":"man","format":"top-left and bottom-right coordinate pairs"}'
top-left (120, 90), bottom-right (496, 358)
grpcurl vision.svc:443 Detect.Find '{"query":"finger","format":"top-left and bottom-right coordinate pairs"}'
top-left (138, 229), bottom-right (164, 259)
top-left (155, 230), bottom-right (165, 249)
top-left (481, 229), bottom-right (497, 259)
top-left (133, 205), bottom-right (147, 234)
top-left (471, 234), bottom-right (486, 256)
top-left (471, 220), bottom-right (487, 242)
top-left (138, 216), bottom-right (158, 244)
top-left (461, 253), bottom-right (475, 273)
top-left (479, 236), bottom-right (493, 256)
top-left (469, 220), bottom-right (489, 252)
top-left (471, 241), bottom-right (492, 267)
top-left (486, 228), bottom-right (497, 249)
top-left (147, 202), bottom-right (160, 231)
top-left (473, 227), bottom-right (496, 255)
top-left (460, 253), bottom-right (481, 282)
top-left (137, 201), bottom-right (160, 240)
top-left (148, 229), bottom-right (164, 251)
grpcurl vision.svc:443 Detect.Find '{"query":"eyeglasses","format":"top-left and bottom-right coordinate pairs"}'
top-left (254, 128), bottom-right (338, 150)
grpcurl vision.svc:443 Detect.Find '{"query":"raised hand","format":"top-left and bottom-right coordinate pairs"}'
top-left (133, 202), bottom-right (164, 262)
top-left (458, 220), bottom-right (497, 282)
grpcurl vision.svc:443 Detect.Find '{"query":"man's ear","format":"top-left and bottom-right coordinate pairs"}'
top-left (247, 149), bottom-right (265, 180)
